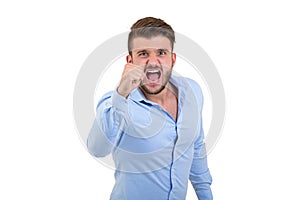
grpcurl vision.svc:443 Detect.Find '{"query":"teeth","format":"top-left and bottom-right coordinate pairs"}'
top-left (147, 70), bottom-right (159, 73)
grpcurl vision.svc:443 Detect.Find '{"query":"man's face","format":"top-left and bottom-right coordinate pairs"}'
top-left (127, 36), bottom-right (176, 95)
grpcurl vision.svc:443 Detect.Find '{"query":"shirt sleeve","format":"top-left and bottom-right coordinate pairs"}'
top-left (187, 78), bottom-right (213, 200)
top-left (189, 128), bottom-right (213, 200)
top-left (86, 90), bottom-right (128, 157)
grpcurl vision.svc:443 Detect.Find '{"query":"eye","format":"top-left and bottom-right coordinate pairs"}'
top-left (138, 51), bottom-right (148, 57)
top-left (158, 49), bottom-right (167, 56)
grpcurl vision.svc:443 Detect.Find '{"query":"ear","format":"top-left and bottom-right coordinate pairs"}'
top-left (171, 52), bottom-right (176, 67)
top-left (126, 54), bottom-right (133, 63)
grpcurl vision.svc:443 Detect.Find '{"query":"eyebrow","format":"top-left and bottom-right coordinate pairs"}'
top-left (136, 49), bottom-right (147, 54)
top-left (134, 48), bottom-right (170, 53)
top-left (157, 48), bottom-right (169, 51)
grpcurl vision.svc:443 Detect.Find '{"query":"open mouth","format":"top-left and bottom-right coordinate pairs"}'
top-left (146, 70), bottom-right (161, 81)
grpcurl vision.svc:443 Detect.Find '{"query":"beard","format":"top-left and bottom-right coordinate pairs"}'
top-left (140, 85), bottom-right (166, 95)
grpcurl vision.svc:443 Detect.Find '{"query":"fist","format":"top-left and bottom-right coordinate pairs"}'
top-left (117, 63), bottom-right (144, 98)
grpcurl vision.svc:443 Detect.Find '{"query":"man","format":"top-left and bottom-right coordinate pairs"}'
top-left (87, 17), bottom-right (213, 200)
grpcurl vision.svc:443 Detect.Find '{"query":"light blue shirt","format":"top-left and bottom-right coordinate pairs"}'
top-left (87, 76), bottom-right (213, 200)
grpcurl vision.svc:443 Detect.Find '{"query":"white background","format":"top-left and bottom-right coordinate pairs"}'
top-left (1, 0), bottom-right (299, 199)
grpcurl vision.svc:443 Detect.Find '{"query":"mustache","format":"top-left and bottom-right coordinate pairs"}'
top-left (143, 64), bottom-right (163, 72)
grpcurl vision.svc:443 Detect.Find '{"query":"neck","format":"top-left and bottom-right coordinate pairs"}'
top-left (142, 82), bottom-right (178, 104)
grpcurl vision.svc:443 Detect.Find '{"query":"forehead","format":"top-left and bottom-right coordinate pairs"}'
top-left (131, 36), bottom-right (172, 51)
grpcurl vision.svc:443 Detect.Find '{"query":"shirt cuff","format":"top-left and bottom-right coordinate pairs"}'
top-left (111, 90), bottom-right (128, 114)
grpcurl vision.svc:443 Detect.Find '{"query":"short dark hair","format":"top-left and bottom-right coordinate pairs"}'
top-left (128, 17), bottom-right (175, 52)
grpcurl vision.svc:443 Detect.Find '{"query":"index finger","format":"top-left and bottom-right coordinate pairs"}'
top-left (124, 63), bottom-right (146, 74)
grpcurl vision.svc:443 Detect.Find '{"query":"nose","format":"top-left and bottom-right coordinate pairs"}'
top-left (147, 53), bottom-right (160, 66)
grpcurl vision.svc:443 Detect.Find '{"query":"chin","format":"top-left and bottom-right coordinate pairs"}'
top-left (140, 85), bottom-right (165, 95)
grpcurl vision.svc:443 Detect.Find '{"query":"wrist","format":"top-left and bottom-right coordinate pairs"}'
top-left (117, 86), bottom-right (129, 98)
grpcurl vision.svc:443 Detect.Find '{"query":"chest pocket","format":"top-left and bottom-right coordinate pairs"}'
top-left (126, 101), bottom-right (167, 139)
top-left (128, 101), bottom-right (152, 127)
